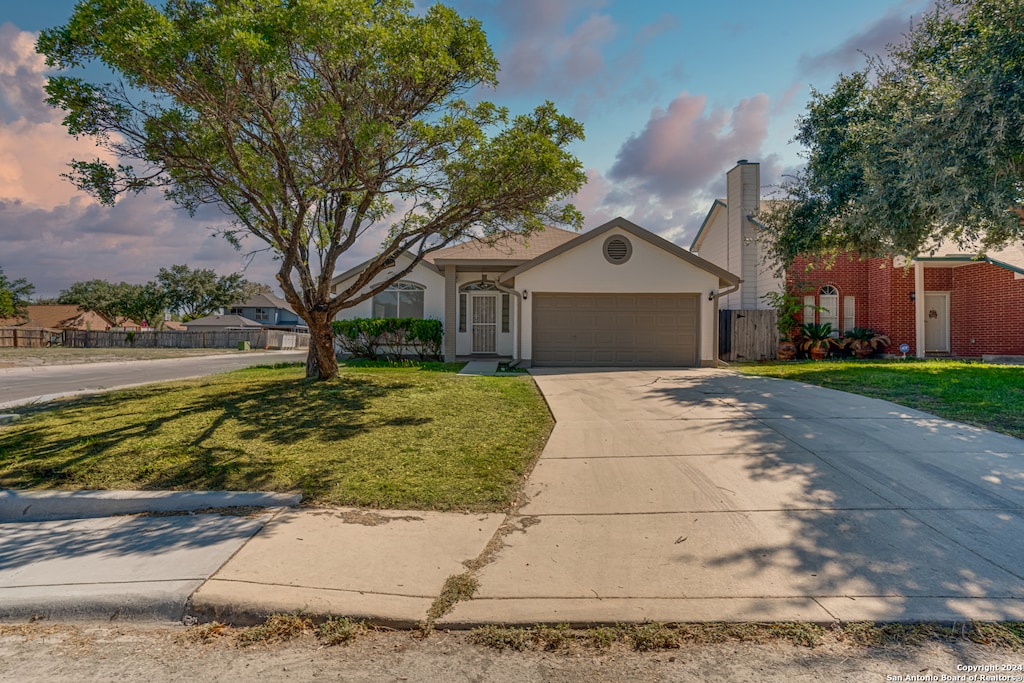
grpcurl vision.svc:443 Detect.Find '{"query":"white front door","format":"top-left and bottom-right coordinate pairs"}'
top-left (924, 292), bottom-right (950, 352)
top-left (471, 294), bottom-right (497, 353)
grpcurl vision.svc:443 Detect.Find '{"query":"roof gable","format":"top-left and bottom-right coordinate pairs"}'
top-left (690, 199), bottom-right (726, 253)
top-left (499, 216), bottom-right (741, 286)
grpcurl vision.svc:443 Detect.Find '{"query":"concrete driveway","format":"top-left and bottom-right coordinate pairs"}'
top-left (446, 368), bottom-right (1024, 625)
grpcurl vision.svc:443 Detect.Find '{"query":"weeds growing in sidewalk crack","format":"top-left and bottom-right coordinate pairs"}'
top-left (427, 573), bottom-right (479, 622)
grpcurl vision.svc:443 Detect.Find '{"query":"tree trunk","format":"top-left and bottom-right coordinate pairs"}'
top-left (305, 314), bottom-right (339, 380)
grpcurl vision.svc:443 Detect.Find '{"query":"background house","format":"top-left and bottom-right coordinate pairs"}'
top-left (227, 293), bottom-right (308, 332)
top-left (181, 314), bottom-right (265, 332)
top-left (693, 160), bottom-right (1024, 360)
top-left (0, 304), bottom-right (115, 331)
top-left (332, 218), bottom-right (739, 367)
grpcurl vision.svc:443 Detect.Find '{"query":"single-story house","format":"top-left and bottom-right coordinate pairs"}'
top-left (332, 217), bottom-right (741, 367)
top-left (181, 313), bottom-right (266, 331)
top-left (691, 159), bottom-right (1024, 359)
top-left (0, 304), bottom-right (116, 331)
top-left (227, 293), bottom-right (308, 332)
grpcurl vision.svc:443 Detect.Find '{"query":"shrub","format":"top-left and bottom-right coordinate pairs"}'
top-left (332, 318), bottom-right (443, 361)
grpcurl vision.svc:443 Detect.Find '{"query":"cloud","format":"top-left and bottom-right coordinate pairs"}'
top-left (0, 24), bottom-right (120, 210)
top-left (608, 92), bottom-right (772, 201)
top-left (798, 0), bottom-right (935, 75)
top-left (0, 22), bottom-right (50, 124)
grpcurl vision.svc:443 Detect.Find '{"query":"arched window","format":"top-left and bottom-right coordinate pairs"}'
top-left (819, 285), bottom-right (839, 334)
top-left (372, 281), bottom-right (425, 319)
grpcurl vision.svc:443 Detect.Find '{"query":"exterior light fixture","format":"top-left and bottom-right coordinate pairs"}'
top-left (909, 292), bottom-right (916, 302)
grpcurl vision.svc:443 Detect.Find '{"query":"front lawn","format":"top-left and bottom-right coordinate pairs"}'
top-left (0, 363), bottom-right (553, 511)
top-left (737, 360), bottom-right (1024, 439)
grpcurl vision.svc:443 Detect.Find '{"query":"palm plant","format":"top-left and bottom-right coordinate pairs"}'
top-left (798, 322), bottom-right (841, 359)
top-left (842, 327), bottom-right (891, 358)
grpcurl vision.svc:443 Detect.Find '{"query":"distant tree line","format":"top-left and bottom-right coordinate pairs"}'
top-left (0, 264), bottom-right (272, 326)
top-left (0, 267), bottom-right (35, 319)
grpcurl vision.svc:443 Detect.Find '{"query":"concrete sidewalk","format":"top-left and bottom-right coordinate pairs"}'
top-left (0, 491), bottom-right (299, 622)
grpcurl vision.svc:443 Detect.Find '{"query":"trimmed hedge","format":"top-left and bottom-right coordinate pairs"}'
top-left (332, 318), bottom-right (443, 361)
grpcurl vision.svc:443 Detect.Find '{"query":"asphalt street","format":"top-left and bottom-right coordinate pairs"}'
top-left (0, 351), bottom-right (308, 409)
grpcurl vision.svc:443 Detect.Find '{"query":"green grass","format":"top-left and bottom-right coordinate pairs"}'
top-left (0, 364), bottom-right (553, 511)
top-left (737, 359), bottom-right (1024, 439)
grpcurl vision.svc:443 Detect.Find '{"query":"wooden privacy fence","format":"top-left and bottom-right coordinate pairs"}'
top-left (719, 309), bottom-right (778, 362)
top-left (61, 329), bottom-right (310, 350)
top-left (0, 328), bottom-right (61, 348)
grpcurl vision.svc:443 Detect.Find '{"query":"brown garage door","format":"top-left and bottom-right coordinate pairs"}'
top-left (532, 293), bottom-right (699, 366)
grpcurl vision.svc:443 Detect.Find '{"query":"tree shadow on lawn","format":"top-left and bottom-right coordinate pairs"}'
top-left (0, 375), bottom-right (420, 493)
top-left (634, 370), bottom-right (1024, 622)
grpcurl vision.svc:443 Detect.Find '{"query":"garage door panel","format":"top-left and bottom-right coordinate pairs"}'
top-left (533, 293), bottom-right (699, 367)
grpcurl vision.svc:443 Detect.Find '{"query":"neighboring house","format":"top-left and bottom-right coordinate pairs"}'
top-left (692, 160), bottom-right (1024, 359)
top-left (690, 160), bottom-right (782, 311)
top-left (332, 217), bottom-right (740, 367)
top-left (0, 305), bottom-right (115, 331)
top-left (182, 313), bottom-right (266, 331)
top-left (227, 293), bottom-right (308, 332)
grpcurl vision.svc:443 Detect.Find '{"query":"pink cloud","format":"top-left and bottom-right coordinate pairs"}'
top-left (608, 92), bottom-right (772, 200)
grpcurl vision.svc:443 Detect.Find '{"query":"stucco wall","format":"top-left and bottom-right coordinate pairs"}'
top-left (513, 228), bottom-right (721, 365)
top-left (331, 257), bottom-right (445, 322)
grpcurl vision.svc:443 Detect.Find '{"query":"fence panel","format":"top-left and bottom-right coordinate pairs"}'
top-left (719, 309), bottom-right (778, 362)
top-left (0, 328), bottom-right (53, 348)
top-left (61, 329), bottom-right (310, 350)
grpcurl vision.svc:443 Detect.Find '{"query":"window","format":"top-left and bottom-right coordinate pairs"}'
top-left (843, 296), bottom-right (856, 334)
top-left (229, 307), bottom-right (243, 315)
top-left (253, 308), bottom-right (270, 321)
top-left (501, 294), bottom-right (510, 333)
top-left (803, 295), bottom-right (815, 325)
top-left (819, 285), bottom-right (839, 335)
top-left (372, 282), bottom-right (425, 318)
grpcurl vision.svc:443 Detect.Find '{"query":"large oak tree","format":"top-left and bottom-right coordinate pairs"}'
top-left (39, 0), bottom-right (586, 378)
top-left (762, 0), bottom-right (1024, 269)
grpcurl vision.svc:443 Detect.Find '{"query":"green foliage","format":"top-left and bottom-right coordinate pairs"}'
top-left (842, 327), bottom-right (891, 357)
top-left (332, 318), bottom-right (442, 361)
top-left (798, 322), bottom-right (841, 352)
top-left (761, 288), bottom-right (805, 341)
top-left (156, 265), bottom-right (250, 321)
top-left (37, 0), bottom-right (587, 380)
top-left (58, 279), bottom-right (164, 326)
top-left (762, 0), bottom-right (1024, 268)
top-left (0, 267), bottom-right (34, 318)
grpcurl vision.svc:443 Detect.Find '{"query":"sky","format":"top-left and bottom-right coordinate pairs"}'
top-left (0, 0), bottom-right (936, 297)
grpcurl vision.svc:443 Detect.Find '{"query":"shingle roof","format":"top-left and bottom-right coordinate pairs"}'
top-left (431, 226), bottom-right (581, 263)
top-left (234, 292), bottom-right (295, 313)
top-left (182, 314), bottom-right (264, 329)
top-left (0, 305), bottom-right (114, 330)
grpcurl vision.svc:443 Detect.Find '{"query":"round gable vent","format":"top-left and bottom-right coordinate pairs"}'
top-left (603, 235), bottom-right (632, 264)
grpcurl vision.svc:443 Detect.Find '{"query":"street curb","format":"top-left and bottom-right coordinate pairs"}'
top-left (0, 490), bottom-right (302, 522)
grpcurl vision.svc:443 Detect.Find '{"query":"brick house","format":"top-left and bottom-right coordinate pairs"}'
top-left (692, 160), bottom-right (1024, 359)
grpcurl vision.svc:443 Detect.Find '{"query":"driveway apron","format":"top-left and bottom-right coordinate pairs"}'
top-left (443, 368), bottom-right (1024, 626)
